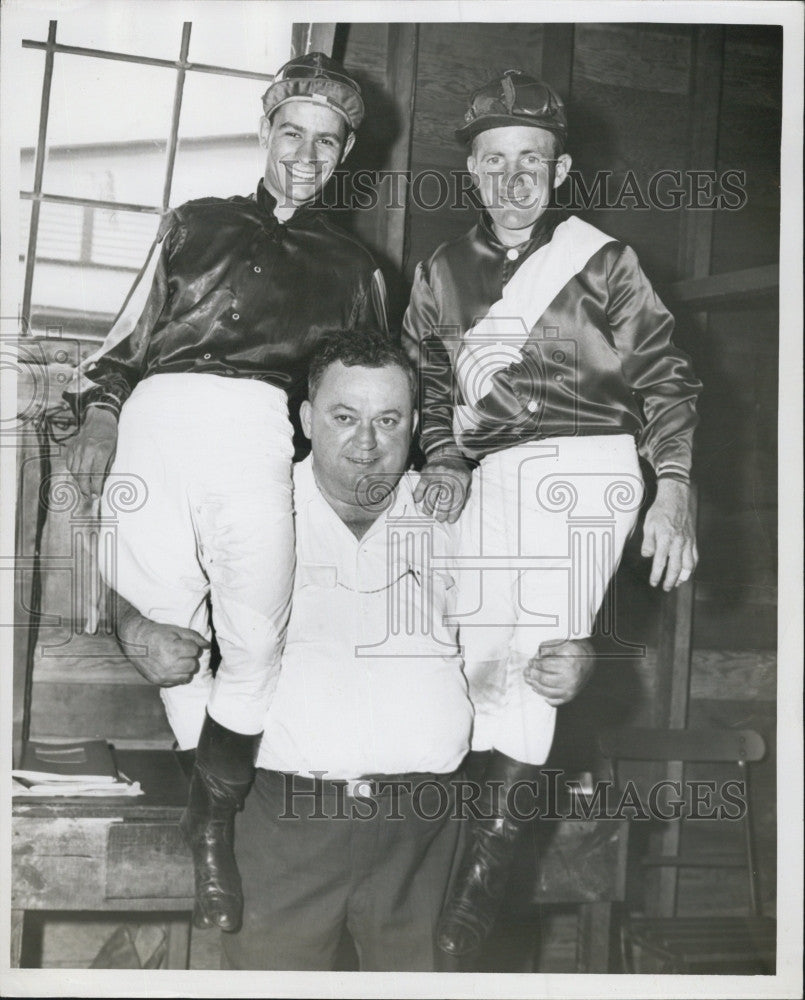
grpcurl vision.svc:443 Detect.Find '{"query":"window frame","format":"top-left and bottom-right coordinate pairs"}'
top-left (20, 19), bottom-right (276, 331)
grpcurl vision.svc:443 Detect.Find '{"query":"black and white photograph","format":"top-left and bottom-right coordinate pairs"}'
top-left (0, 1), bottom-right (802, 997)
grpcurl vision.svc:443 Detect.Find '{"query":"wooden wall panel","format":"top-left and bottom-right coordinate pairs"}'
top-left (573, 23), bottom-right (690, 93)
top-left (412, 22), bottom-right (545, 168)
top-left (406, 22), bottom-right (545, 283)
top-left (340, 20), bottom-right (389, 258)
top-left (719, 25), bottom-right (785, 110)
top-left (692, 25), bottom-right (781, 646)
top-left (568, 78), bottom-right (689, 286)
top-left (711, 28), bottom-right (782, 275)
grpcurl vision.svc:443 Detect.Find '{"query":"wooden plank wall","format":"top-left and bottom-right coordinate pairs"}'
top-left (694, 26), bottom-right (781, 649)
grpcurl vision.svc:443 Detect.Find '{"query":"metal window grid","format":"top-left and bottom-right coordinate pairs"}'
top-left (20, 19), bottom-right (276, 328)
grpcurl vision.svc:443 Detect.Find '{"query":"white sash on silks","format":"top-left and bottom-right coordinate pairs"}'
top-left (453, 217), bottom-right (614, 441)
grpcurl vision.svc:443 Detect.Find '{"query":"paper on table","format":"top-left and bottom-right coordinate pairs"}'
top-left (12, 779), bottom-right (144, 797)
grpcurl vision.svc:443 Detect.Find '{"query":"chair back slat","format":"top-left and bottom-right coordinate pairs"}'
top-left (598, 727), bottom-right (765, 763)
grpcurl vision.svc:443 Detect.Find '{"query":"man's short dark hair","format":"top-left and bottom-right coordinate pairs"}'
top-left (307, 329), bottom-right (417, 403)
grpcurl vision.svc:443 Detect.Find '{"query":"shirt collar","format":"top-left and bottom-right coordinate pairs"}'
top-left (254, 178), bottom-right (328, 228)
top-left (478, 205), bottom-right (567, 257)
top-left (294, 455), bottom-right (417, 524)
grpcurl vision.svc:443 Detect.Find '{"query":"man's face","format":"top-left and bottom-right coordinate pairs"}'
top-left (468, 125), bottom-right (571, 243)
top-left (300, 362), bottom-right (417, 511)
top-left (259, 100), bottom-right (355, 208)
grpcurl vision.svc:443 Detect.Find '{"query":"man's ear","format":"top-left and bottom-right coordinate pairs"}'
top-left (553, 152), bottom-right (572, 189)
top-left (299, 399), bottom-right (313, 440)
top-left (259, 115), bottom-right (271, 149)
top-left (340, 130), bottom-right (356, 163)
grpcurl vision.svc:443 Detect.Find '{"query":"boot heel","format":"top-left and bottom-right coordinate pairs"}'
top-left (182, 713), bottom-right (261, 933)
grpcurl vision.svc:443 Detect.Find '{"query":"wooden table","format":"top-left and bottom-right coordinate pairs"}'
top-left (11, 749), bottom-right (194, 968)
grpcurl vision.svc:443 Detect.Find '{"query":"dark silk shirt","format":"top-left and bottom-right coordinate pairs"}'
top-left (68, 180), bottom-right (388, 418)
top-left (402, 211), bottom-right (701, 481)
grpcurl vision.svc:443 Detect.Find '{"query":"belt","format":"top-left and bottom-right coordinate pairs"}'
top-left (266, 769), bottom-right (456, 799)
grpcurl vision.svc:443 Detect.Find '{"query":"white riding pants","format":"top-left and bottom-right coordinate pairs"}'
top-left (100, 374), bottom-right (295, 749)
top-left (453, 435), bottom-right (643, 765)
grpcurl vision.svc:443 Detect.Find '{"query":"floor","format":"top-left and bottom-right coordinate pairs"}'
top-left (26, 909), bottom-right (582, 971)
top-left (23, 872), bottom-right (762, 973)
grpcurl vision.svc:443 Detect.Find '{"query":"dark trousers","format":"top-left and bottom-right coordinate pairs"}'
top-left (221, 769), bottom-right (465, 971)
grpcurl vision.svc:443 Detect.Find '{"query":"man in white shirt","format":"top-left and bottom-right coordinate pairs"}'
top-left (116, 329), bottom-right (593, 970)
top-left (220, 331), bottom-right (473, 970)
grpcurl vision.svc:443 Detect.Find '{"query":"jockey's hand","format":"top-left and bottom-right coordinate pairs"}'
top-left (641, 479), bottom-right (698, 591)
top-left (524, 638), bottom-right (596, 706)
top-left (117, 599), bottom-right (209, 687)
top-left (413, 456), bottom-right (473, 523)
top-left (65, 406), bottom-right (118, 500)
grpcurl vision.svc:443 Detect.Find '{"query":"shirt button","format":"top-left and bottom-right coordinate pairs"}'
top-left (232, 312), bottom-right (240, 321)
top-left (506, 248), bottom-right (519, 261)
top-left (253, 265), bottom-right (262, 273)
top-left (552, 350), bottom-right (566, 363)
top-left (554, 373), bottom-right (564, 383)
top-left (526, 400), bottom-right (539, 413)
top-left (202, 353), bottom-right (212, 360)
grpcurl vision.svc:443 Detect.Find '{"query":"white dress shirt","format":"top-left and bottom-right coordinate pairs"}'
top-left (257, 456), bottom-right (473, 780)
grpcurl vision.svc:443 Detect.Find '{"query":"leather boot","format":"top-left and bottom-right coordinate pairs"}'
top-left (174, 747), bottom-right (196, 782)
top-left (437, 749), bottom-right (541, 957)
top-left (179, 713), bottom-right (260, 933)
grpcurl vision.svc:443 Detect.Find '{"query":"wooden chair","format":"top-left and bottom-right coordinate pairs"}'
top-left (597, 726), bottom-right (776, 974)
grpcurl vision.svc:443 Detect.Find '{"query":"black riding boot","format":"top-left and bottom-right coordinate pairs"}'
top-left (437, 749), bottom-right (541, 957)
top-left (179, 713), bottom-right (260, 933)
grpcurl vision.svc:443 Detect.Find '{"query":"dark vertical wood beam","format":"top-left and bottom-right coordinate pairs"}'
top-left (540, 23), bottom-right (575, 100)
top-left (647, 27), bottom-right (722, 921)
top-left (676, 26), bottom-right (724, 283)
top-left (649, 487), bottom-right (698, 917)
top-left (291, 23), bottom-right (337, 58)
top-left (374, 23), bottom-right (419, 273)
top-left (656, 27), bottom-right (722, 732)
top-left (654, 488), bottom-right (699, 732)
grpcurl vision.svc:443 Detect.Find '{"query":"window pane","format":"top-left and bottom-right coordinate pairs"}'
top-left (54, 4), bottom-right (187, 61)
top-left (170, 73), bottom-right (264, 205)
top-left (186, 8), bottom-right (291, 75)
top-left (19, 50), bottom-right (45, 190)
top-left (30, 203), bottom-right (160, 334)
top-left (43, 55), bottom-right (176, 206)
top-left (19, 199), bottom-right (33, 262)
